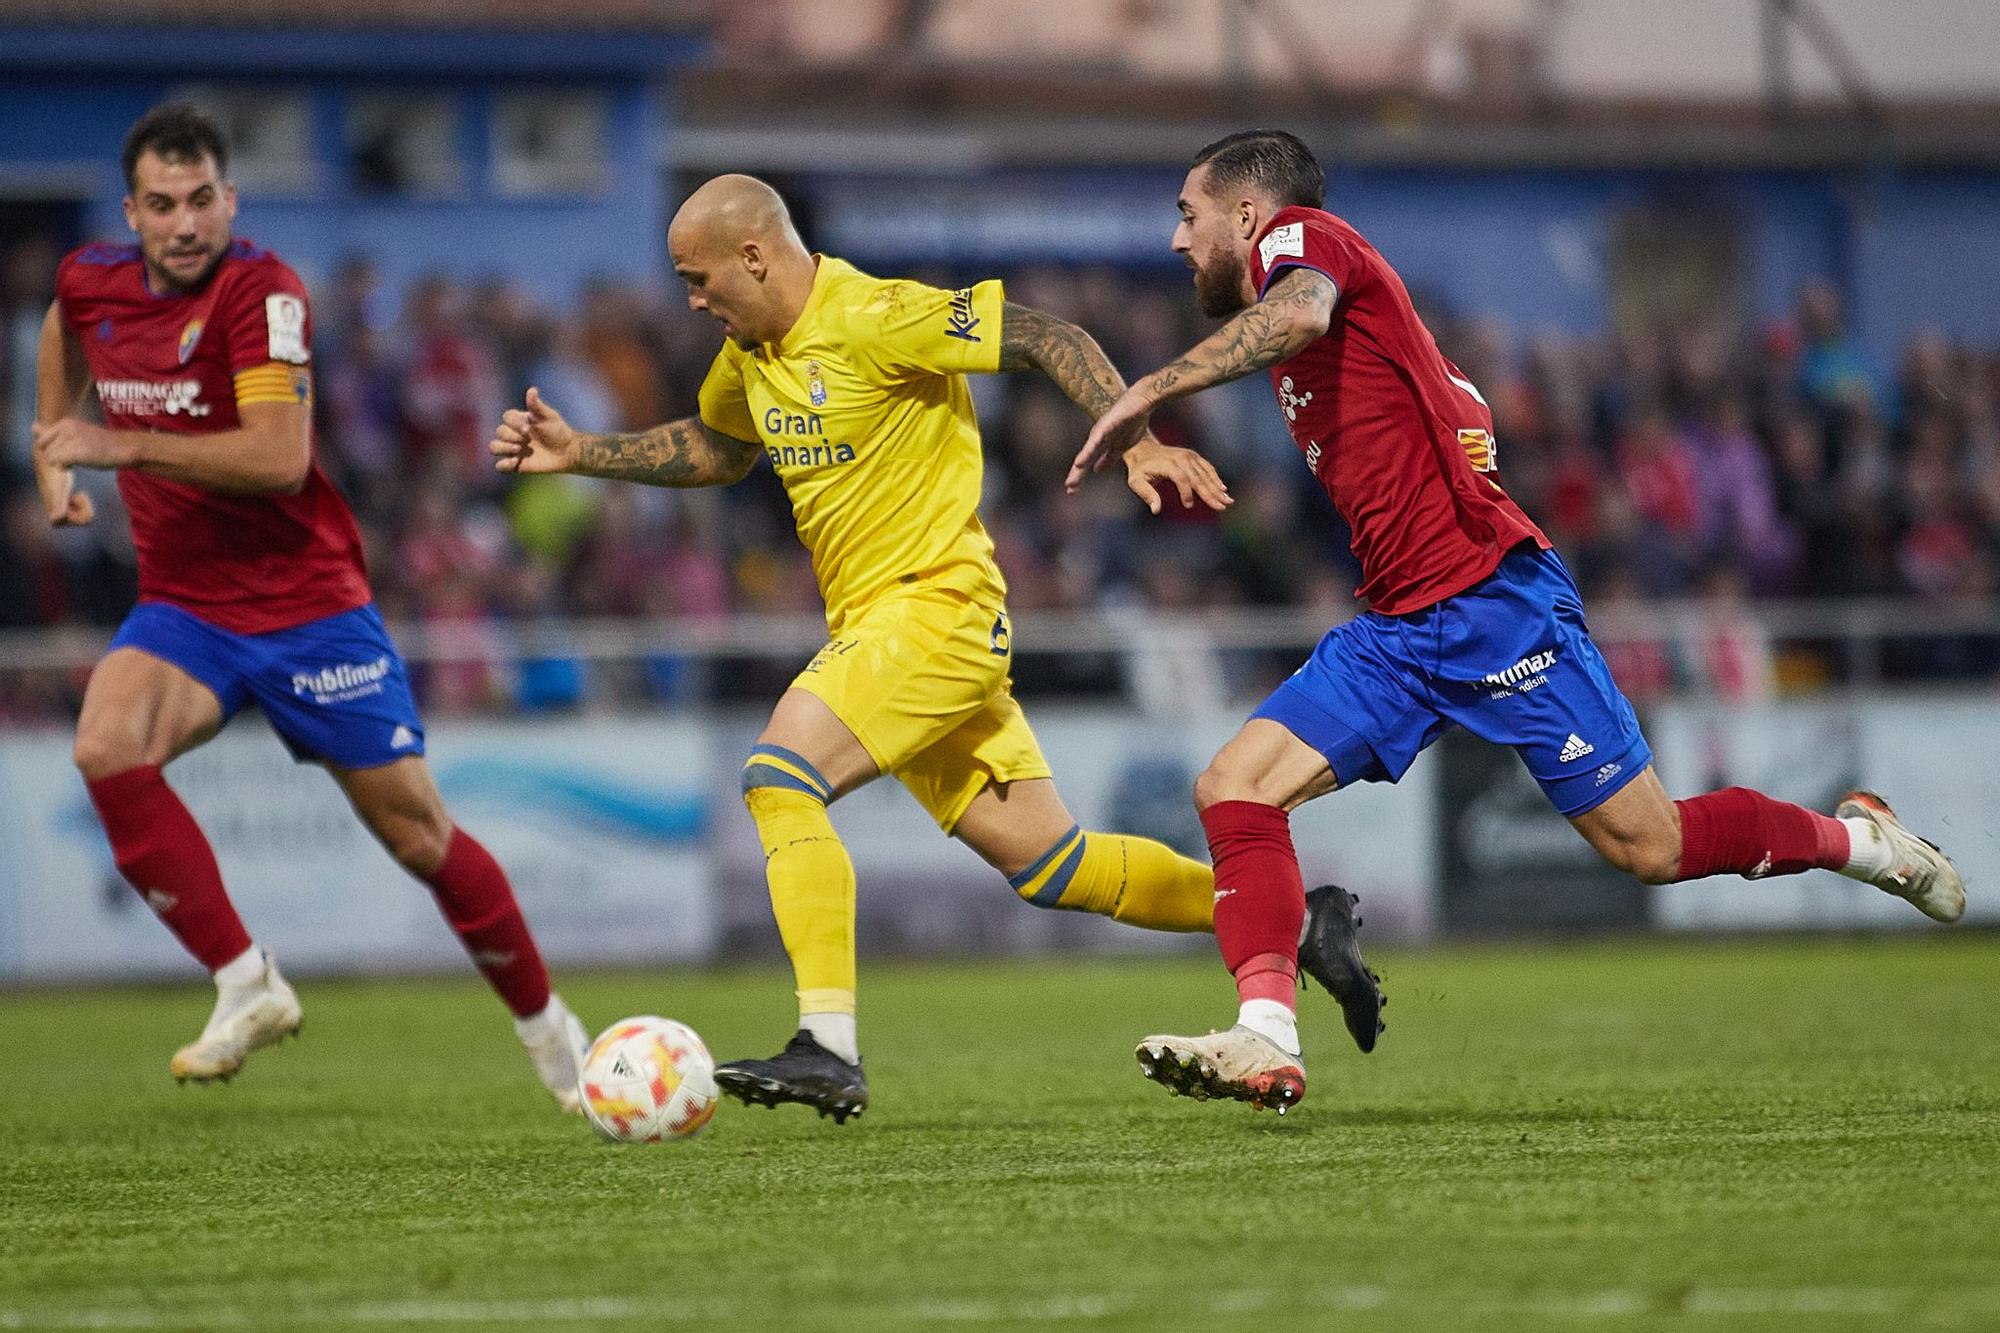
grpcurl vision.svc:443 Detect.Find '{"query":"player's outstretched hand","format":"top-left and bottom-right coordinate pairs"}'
top-left (1067, 386), bottom-right (1155, 494)
top-left (490, 387), bottom-right (581, 475)
top-left (1123, 439), bottom-right (1232, 515)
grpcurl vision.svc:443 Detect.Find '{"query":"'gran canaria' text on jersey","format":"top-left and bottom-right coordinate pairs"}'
top-left (762, 407), bottom-right (858, 468)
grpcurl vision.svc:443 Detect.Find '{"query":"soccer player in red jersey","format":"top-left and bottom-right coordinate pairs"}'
top-left (31, 104), bottom-right (589, 1106)
top-left (1071, 130), bottom-right (1965, 1112)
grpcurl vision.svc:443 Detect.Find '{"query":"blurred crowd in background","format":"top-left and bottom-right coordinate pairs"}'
top-left (3, 230), bottom-right (1998, 718)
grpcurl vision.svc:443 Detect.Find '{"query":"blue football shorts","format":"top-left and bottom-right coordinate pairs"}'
top-left (109, 601), bottom-right (426, 770)
top-left (1251, 545), bottom-right (1651, 817)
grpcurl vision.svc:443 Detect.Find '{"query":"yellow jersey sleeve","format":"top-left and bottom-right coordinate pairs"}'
top-left (697, 345), bottom-right (759, 441)
top-left (848, 278), bottom-right (1005, 380)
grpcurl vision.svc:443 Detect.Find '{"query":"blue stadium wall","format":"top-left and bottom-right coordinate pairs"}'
top-left (804, 164), bottom-right (2000, 365)
top-left (0, 26), bottom-right (697, 302)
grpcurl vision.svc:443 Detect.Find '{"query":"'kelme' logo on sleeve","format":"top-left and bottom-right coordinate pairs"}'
top-left (944, 288), bottom-right (982, 342)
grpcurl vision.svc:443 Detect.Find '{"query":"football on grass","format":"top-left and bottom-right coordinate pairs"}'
top-left (579, 1016), bottom-right (718, 1143)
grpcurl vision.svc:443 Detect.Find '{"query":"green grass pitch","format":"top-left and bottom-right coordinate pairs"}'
top-left (3, 935), bottom-right (1996, 1332)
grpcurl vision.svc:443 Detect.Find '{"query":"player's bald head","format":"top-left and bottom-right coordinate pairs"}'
top-left (669, 174), bottom-right (818, 348)
top-left (669, 174), bottom-right (805, 261)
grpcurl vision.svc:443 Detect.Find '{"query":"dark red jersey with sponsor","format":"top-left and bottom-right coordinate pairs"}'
top-left (55, 238), bottom-right (370, 633)
top-left (1248, 206), bottom-right (1547, 615)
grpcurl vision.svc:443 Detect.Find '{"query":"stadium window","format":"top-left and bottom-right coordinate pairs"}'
top-left (491, 92), bottom-right (609, 197)
top-left (1609, 203), bottom-right (1743, 339)
top-left (346, 93), bottom-right (467, 197)
top-left (167, 87), bottom-right (315, 194)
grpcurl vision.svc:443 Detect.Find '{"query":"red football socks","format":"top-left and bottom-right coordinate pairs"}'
top-left (87, 765), bottom-right (253, 972)
top-left (1673, 786), bottom-right (1850, 881)
top-left (1199, 800), bottom-right (1307, 1009)
top-left (1233, 951), bottom-right (1299, 1009)
top-left (423, 827), bottom-right (551, 1017)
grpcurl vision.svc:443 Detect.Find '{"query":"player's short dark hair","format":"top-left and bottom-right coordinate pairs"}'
top-left (1190, 130), bottom-right (1324, 210)
top-left (122, 104), bottom-right (230, 192)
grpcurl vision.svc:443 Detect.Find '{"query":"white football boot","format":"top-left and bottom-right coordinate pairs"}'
top-left (1837, 791), bottom-right (1966, 923)
top-left (170, 952), bottom-right (303, 1083)
top-left (1135, 1025), bottom-right (1306, 1113)
top-left (515, 993), bottom-right (589, 1114)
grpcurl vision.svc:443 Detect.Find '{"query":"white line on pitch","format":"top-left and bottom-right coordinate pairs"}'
top-left (6, 1284), bottom-right (1999, 1327)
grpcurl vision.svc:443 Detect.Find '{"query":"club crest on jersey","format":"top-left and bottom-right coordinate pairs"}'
top-left (176, 318), bottom-right (205, 365)
top-left (806, 359), bottom-right (827, 407)
top-left (1259, 222), bottom-right (1304, 271)
top-left (1279, 375), bottom-right (1313, 422)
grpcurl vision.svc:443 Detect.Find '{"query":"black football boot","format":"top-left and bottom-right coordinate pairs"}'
top-left (715, 1030), bottom-right (869, 1124)
top-left (1296, 884), bottom-right (1386, 1053)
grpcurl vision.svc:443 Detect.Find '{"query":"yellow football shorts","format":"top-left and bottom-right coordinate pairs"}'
top-left (792, 587), bottom-right (1053, 830)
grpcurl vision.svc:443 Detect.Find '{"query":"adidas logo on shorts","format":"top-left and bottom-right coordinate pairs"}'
top-left (1558, 733), bottom-right (1595, 763)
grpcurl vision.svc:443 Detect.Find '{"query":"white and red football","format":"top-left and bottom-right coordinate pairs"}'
top-left (579, 1016), bottom-right (718, 1144)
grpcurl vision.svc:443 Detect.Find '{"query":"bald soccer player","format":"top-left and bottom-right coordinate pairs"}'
top-left (491, 175), bottom-right (1385, 1122)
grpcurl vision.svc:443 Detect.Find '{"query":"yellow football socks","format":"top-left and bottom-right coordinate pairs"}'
top-left (742, 746), bottom-right (856, 1019)
top-left (745, 739), bottom-right (1220, 1031)
top-left (1009, 824), bottom-right (1214, 933)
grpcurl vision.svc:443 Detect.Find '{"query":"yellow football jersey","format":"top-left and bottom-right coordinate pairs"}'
top-left (697, 256), bottom-right (1008, 627)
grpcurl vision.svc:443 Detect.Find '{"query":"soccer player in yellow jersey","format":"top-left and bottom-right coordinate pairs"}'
top-left (490, 175), bottom-right (1382, 1121)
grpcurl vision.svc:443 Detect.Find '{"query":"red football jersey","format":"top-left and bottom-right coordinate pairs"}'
top-left (1248, 206), bottom-right (1547, 615)
top-left (55, 239), bottom-right (370, 633)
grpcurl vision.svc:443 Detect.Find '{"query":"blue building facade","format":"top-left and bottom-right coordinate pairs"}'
top-left (3, 21), bottom-right (1994, 363)
top-left (0, 23), bottom-right (703, 301)
top-left (805, 162), bottom-right (2000, 366)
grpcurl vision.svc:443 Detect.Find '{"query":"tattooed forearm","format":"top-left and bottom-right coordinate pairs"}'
top-left (1142, 268), bottom-right (1337, 403)
top-left (574, 417), bottom-right (760, 487)
top-left (998, 303), bottom-right (1131, 417)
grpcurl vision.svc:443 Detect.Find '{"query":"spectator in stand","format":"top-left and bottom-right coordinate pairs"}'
top-left (1615, 403), bottom-right (1703, 593)
top-left (1797, 278), bottom-right (1884, 425)
top-left (580, 278), bottom-right (669, 432)
top-left (474, 278), bottom-right (546, 407)
top-left (1690, 562), bottom-right (1774, 706)
top-left (1689, 394), bottom-right (1794, 592)
top-left (1896, 415), bottom-right (1983, 599)
top-left (4, 236), bottom-right (63, 476)
top-left (315, 255), bottom-right (384, 366)
top-left (397, 275), bottom-right (502, 487)
top-left (506, 316), bottom-right (616, 567)
top-left (1589, 563), bottom-right (1680, 707)
top-left (317, 320), bottom-right (402, 517)
top-left (1896, 329), bottom-right (1957, 427)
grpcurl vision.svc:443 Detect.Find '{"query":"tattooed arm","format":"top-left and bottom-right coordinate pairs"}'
top-left (568, 418), bottom-right (761, 487)
top-left (1134, 268), bottom-right (1335, 404)
top-left (998, 302), bottom-right (1233, 512)
top-left (997, 302), bottom-right (1130, 417)
top-left (1065, 269), bottom-right (1337, 492)
top-left (489, 387), bottom-right (760, 487)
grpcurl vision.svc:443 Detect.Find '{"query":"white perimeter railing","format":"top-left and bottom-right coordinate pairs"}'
top-left (1, 597), bottom-right (1996, 713)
